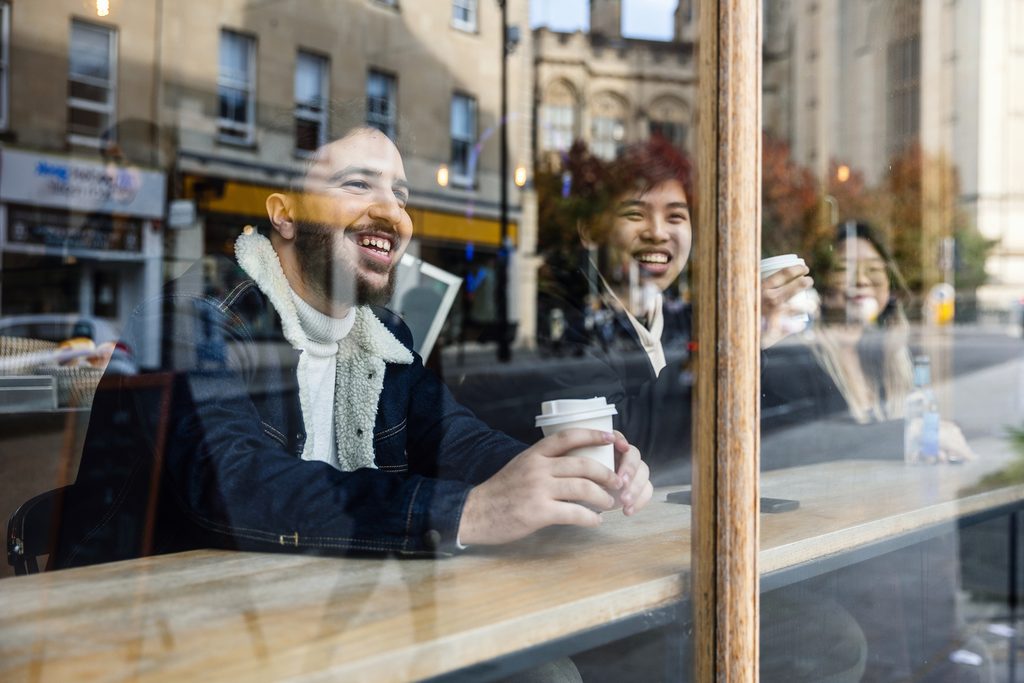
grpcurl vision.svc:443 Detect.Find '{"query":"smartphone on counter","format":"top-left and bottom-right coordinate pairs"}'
top-left (666, 490), bottom-right (799, 513)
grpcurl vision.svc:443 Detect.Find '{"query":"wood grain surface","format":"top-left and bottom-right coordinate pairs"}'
top-left (1, 455), bottom-right (1020, 683)
top-left (694, 0), bottom-right (763, 680)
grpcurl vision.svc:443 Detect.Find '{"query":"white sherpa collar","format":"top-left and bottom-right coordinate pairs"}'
top-left (234, 231), bottom-right (412, 365)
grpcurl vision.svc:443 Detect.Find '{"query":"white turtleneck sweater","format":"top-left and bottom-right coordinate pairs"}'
top-left (289, 289), bottom-right (356, 468)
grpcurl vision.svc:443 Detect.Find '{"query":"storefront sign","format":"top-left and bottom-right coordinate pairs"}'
top-left (7, 204), bottom-right (142, 253)
top-left (0, 149), bottom-right (165, 219)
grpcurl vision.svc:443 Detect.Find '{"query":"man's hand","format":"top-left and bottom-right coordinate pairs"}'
top-left (611, 431), bottom-right (653, 516)
top-left (458, 429), bottom-right (624, 546)
top-left (762, 264), bottom-right (813, 348)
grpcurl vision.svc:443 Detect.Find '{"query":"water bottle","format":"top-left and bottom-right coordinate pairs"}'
top-left (904, 355), bottom-right (941, 464)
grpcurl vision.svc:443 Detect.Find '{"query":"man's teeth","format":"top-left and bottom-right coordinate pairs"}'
top-left (637, 253), bottom-right (669, 264)
top-left (359, 236), bottom-right (392, 253)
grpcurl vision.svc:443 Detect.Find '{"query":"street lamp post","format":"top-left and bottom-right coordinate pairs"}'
top-left (496, 0), bottom-right (512, 362)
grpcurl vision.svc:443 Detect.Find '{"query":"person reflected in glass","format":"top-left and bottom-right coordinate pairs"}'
top-left (762, 221), bottom-right (973, 462)
top-left (53, 122), bottom-right (654, 571)
top-left (542, 137), bottom-right (810, 483)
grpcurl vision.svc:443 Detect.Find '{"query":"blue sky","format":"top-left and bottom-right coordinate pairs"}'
top-left (529, 0), bottom-right (678, 41)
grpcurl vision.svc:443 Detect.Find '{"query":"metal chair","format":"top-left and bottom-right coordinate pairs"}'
top-left (6, 486), bottom-right (70, 575)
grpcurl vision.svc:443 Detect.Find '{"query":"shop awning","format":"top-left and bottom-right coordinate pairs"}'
top-left (183, 175), bottom-right (517, 248)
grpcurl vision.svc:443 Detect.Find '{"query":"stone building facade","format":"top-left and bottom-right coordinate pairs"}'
top-left (532, 0), bottom-right (698, 167)
top-left (0, 0), bottom-right (538, 352)
top-left (762, 0), bottom-right (1024, 316)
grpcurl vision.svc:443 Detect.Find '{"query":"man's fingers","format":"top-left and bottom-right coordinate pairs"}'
top-left (615, 443), bottom-right (641, 482)
top-left (548, 501), bottom-right (603, 528)
top-left (550, 455), bottom-right (622, 490)
top-left (535, 428), bottom-right (614, 458)
top-left (625, 481), bottom-right (654, 516)
top-left (618, 452), bottom-right (646, 507)
top-left (612, 430), bottom-right (631, 453)
top-left (552, 478), bottom-right (616, 511)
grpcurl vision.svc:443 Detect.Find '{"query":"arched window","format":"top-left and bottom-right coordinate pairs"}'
top-left (539, 80), bottom-right (578, 152)
top-left (590, 91), bottom-right (628, 160)
top-left (647, 94), bottom-right (690, 150)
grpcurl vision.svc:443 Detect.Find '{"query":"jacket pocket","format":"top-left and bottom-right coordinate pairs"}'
top-left (261, 421), bottom-right (288, 447)
top-left (373, 418), bottom-right (408, 472)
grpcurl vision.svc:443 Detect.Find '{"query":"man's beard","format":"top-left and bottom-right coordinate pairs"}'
top-left (294, 220), bottom-right (398, 308)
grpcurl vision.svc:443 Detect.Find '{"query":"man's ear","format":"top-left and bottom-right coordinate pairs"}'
top-left (266, 193), bottom-right (297, 240)
top-left (578, 221), bottom-right (598, 249)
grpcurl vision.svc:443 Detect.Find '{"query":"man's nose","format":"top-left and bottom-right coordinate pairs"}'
top-left (367, 190), bottom-right (402, 226)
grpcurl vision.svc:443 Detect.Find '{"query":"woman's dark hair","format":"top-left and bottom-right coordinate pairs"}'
top-left (607, 136), bottom-right (695, 210)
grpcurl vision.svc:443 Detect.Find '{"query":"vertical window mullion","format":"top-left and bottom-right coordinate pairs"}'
top-left (0, 2), bottom-right (10, 130)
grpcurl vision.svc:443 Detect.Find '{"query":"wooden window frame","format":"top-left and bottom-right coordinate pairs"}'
top-left (692, 0), bottom-right (762, 680)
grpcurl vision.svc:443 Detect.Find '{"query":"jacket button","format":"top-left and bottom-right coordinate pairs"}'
top-left (423, 530), bottom-right (442, 549)
top-left (368, 371), bottom-right (374, 379)
top-left (356, 428), bottom-right (363, 436)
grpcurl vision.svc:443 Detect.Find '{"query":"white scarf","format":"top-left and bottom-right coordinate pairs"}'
top-left (234, 231), bottom-right (413, 471)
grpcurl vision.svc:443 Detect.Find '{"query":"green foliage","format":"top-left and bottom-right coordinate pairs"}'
top-left (954, 226), bottom-right (998, 293)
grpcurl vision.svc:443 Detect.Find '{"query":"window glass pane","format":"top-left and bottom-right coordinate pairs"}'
top-left (3, 2), bottom-right (702, 681)
top-left (69, 22), bottom-right (111, 81)
top-left (366, 70), bottom-right (395, 139)
top-left (760, 1), bottom-right (1024, 680)
top-left (218, 31), bottom-right (250, 82)
top-left (294, 52), bottom-right (323, 105)
top-left (68, 80), bottom-right (109, 104)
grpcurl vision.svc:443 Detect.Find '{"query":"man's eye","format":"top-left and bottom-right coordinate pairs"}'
top-left (394, 191), bottom-right (409, 205)
top-left (621, 211), bottom-right (644, 220)
top-left (343, 179), bottom-right (371, 190)
top-left (668, 213), bottom-right (689, 223)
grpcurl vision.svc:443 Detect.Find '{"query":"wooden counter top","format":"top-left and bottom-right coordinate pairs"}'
top-left (2, 453), bottom-right (1021, 682)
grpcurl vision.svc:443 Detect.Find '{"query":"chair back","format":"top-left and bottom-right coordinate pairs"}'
top-left (7, 486), bottom-right (71, 575)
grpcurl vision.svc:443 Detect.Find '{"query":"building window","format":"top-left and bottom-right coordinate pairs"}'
top-left (886, 33), bottom-right (920, 156)
top-left (540, 104), bottom-right (575, 152)
top-left (450, 93), bottom-right (476, 185)
top-left (366, 70), bottom-right (397, 140)
top-left (218, 29), bottom-right (256, 145)
top-left (591, 116), bottom-right (625, 160)
top-left (886, 0), bottom-right (921, 157)
top-left (0, 2), bottom-right (9, 130)
top-left (295, 51), bottom-right (328, 155)
top-left (67, 20), bottom-right (116, 146)
top-left (452, 0), bottom-right (478, 32)
top-left (649, 120), bottom-right (688, 149)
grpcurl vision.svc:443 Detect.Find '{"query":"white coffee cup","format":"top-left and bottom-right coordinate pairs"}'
top-left (760, 254), bottom-right (811, 324)
top-left (535, 397), bottom-right (618, 472)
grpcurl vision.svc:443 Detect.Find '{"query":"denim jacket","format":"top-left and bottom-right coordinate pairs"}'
top-left (53, 243), bottom-right (524, 569)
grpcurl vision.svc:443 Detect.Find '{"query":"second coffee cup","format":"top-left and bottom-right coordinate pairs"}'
top-left (535, 397), bottom-right (618, 472)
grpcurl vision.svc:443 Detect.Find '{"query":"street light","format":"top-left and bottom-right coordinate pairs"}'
top-left (495, 0), bottom-right (519, 362)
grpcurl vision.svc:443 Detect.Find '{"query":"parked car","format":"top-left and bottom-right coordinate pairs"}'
top-left (0, 314), bottom-right (121, 345)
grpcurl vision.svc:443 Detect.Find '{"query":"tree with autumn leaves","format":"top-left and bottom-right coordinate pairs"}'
top-left (760, 134), bottom-right (993, 310)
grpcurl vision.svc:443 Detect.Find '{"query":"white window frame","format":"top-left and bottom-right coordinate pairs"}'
top-left (217, 29), bottom-right (256, 146)
top-left (450, 92), bottom-right (477, 187)
top-left (591, 116), bottom-right (625, 160)
top-left (365, 69), bottom-right (397, 140)
top-left (0, 2), bottom-right (10, 131)
top-left (294, 50), bottom-right (329, 156)
top-left (67, 19), bottom-right (117, 148)
top-left (540, 103), bottom-right (575, 152)
top-left (452, 0), bottom-right (478, 33)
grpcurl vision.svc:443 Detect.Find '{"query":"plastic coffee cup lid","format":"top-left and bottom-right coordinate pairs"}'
top-left (760, 254), bottom-right (805, 275)
top-left (535, 397), bottom-right (618, 429)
